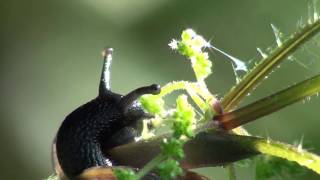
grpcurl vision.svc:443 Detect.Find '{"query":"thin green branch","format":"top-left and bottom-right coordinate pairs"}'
top-left (221, 20), bottom-right (320, 111)
top-left (216, 74), bottom-right (320, 130)
top-left (136, 154), bottom-right (165, 179)
top-left (227, 164), bottom-right (237, 180)
top-left (252, 138), bottom-right (320, 174)
top-left (159, 80), bottom-right (214, 100)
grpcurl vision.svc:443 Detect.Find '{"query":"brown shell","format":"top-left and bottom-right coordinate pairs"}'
top-left (76, 167), bottom-right (117, 180)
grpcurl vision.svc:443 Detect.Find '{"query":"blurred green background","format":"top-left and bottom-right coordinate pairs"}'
top-left (1, 0), bottom-right (320, 179)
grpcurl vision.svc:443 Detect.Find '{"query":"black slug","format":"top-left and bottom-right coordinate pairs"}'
top-left (55, 48), bottom-right (161, 178)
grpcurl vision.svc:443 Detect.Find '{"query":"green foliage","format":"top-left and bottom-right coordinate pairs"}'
top-left (255, 155), bottom-right (305, 180)
top-left (169, 29), bottom-right (212, 81)
top-left (235, 155), bottom-right (305, 179)
top-left (172, 95), bottom-right (196, 138)
top-left (156, 159), bottom-right (183, 180)
top-left (161, 138), bottom-right (184, 160)
top-left (45, 174), bottom-right (59, 180)
top-left (134, 30), bottom-right (214, 179)
top-left (114, 168), bottom-right (137, 180)
top-left (235, 158), bottom-right (253, 168)
top-left (140, 94), bottom-right (165, 116)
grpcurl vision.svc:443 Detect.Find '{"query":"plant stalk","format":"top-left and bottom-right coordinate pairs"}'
top-left (251, 138), bottom-right (320, 174)
top-left (222, 20), bottom-right (320, 111)
top-left (216, 74), bottom-right (320, 130)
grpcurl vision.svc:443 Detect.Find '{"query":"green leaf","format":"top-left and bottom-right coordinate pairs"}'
top-left (157, 159), bottom-right (183, 180)
top-left (114, 168), bottom-right (137, 180)
top-left (173, 29), bottom-right (213, 81)
top-left (255, 155), bottom-right (305, 180)
top-left (181, 29), bottom-right (195, 41)
top-left (140, 94), bottom-right (165, 116)
top-left (178, 41), bottom-right (196, 58)
top-left (45, 174), bottom-right (59, 180)
top-left (172, 95), bottom-right (196, 138)
top-left (192, 52), bottom-right (212, 80)
top-left (161, 138), bottom-right (184, 160)
top-left (235, 158), bottom-right (253, 168)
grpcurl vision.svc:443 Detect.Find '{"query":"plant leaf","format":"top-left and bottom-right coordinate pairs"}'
top-left (255, 155), bottom-right (305, 180)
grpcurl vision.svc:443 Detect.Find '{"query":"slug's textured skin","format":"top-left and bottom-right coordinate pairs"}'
top-left (55, 48), bottom-right (160, 178)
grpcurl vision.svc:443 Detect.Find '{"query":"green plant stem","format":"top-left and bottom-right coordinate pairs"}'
top-left (159, 81), bottom-right (189, 97)
top-left (221, 19), bottom-right (320, 111)
top-left (158, 80), bottom-right (216, 112)
top-left (216, 74), bottom-right (320, 130)
top-left (227, 164), bottom-right (236, 180)
top-left (186, 87), bottom-right (207, 111)
top-left (251, 138), bottom-right (320, 174)
top-left (160, 81), bottom-right (214, 100)
top-left (135, 154), bottom-right (165, 179)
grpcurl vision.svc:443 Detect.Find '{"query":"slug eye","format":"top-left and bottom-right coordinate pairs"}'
top-left (149, 84), bottom-right (161, 94)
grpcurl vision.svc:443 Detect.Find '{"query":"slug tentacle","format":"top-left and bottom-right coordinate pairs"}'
top-left (99, 47), bottom-right (115, 97)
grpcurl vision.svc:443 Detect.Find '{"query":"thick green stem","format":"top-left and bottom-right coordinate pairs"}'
top-left (216, 74), bottom-right (320, 130)
top-left (227, 164), bottom-right (236, 180)
top-left (251, 138), bottom-right (320, 174)
top-left (221, 20), bottom-right (320, 111)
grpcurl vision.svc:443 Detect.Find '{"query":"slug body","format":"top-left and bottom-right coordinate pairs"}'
top-left (55, 48), bottom-right (160, 178)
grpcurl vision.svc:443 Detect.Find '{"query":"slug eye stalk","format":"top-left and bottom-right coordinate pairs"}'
top-left (99, 47), bottom-right (113, 95)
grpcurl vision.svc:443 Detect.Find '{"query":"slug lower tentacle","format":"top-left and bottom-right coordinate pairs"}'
top-left (55, 48), bottom-right (160, 178)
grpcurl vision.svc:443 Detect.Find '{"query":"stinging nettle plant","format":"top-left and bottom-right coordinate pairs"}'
top-left (49, 2), bottom-right (320, 180)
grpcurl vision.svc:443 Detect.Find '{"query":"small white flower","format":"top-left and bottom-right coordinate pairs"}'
top-left (203, 52), bottom-right (209, 59)
top-left (168, 39), bottom-right (178, 49)
top-left (192, 35), bottom-right (207, 50)
top-left (184, 28), bottom-right (197, 39)
top-left (190, 56), bottom-right (197, 65)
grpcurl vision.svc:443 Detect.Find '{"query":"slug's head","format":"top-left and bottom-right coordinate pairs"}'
top-left (119, 84), bottom-right (161, 126)
top-left (99, 48), bottom-right (161, 125)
